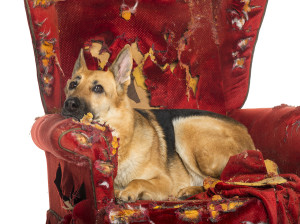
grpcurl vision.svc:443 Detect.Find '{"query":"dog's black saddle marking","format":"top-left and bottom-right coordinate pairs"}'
top-left (135, 109), bottom-right (236, 162)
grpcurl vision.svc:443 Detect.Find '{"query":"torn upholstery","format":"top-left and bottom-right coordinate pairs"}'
top-left (26, 0), bottom-right (300, 223)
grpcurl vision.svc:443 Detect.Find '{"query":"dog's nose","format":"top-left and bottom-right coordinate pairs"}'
top-left (64, 97), bottom-right (81, 112)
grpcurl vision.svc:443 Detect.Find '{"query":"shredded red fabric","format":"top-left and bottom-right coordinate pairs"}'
top-left (192, 150), bottom-right (300, 224)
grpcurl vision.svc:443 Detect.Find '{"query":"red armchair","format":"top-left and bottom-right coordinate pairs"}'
top-left (26, 0), bottom-right (300, 223)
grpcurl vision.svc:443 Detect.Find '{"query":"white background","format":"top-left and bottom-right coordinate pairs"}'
top-left (0, 1), bottom-right (299, 223)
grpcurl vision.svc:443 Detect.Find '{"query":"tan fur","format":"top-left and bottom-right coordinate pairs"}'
top-left (64, 45), bottom-right (255, 202)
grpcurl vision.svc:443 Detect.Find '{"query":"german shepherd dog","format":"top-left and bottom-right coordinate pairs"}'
top-left (62, 45), bottom-right (255, 202)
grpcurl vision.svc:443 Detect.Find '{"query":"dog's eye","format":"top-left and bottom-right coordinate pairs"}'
top-left (69, 81), bottom-right (78, 90)
top-left (92, 85), bottom-right (104, 94)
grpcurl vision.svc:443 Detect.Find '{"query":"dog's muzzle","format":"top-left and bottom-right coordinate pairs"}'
top-left (62, 97), bottom-right (89, 120)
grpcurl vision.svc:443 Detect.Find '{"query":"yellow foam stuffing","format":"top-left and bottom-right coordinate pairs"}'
top-left (227, 176), bottom-right (287, 187)
top-left (121, 10), bottom-right (132, 21)
top-left (183, 210), bottom-right (199, 220)
top-left (73, 133), bottom-right (91, 147)
top-left (94, 124), bottom-right (106, 132)
top-left (265, 159), bottom-right (279, 176)
top-left (212, 195), bottom-right (222, 201)
top-left (110, 208), bottom-right (142, 223)
top-left (203, 177), bottom-right (221, 190)
top-left (80, 112), bottom-right (93, 124)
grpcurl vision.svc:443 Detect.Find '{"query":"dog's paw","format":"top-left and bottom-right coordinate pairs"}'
top-left (114, 189), bottom-right (121, 198)
top-left (177, 186), bottom-right (204, 200)
top-left (117, 189), bottom-right (139, 202)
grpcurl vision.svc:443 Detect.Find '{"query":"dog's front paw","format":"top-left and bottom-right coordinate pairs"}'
top-left (117, 189), bottom-right (139, 202)
top-left (177, 186), bottom-right (204, 200)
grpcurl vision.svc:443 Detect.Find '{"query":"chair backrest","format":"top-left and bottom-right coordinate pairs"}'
top-left (25, 0), bottom-right (268, 114)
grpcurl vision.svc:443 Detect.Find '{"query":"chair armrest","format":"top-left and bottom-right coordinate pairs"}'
top-left (229, 105), bottom-right (300, 176)
top-left (31, 114), bottom-right (119, 212)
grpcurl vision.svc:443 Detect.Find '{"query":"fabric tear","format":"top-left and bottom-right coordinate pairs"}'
top-left (226, 176), bottom-right (287, 187)
top-left (176, 208), bottom-right (202, 223)
top-left (238, 37), bottom-right (253, 51)
top-left (33, 0), bottom-right (65, 8)
top-left (120, 0), bottom-right (138, 21)
top-left (54, 164), bottom-right (86, 211)
top-left (108, 204), bottom-right (149, 224)
top-left (94, 160), bottom-right (115, 177)
top-left (233, 57), bottom-right (246, 69)
top-left (71, 131), bottom-right (93, 148)
top-left (99, 181), bottom-right (110, 189)
top-left (241, 0), bottom-right (261, 21)
top-left (208, 199), bottom-right (246, 222)
top-left (86, 42), bottom-right (111, 70)
top-left (285, 120), bottom-right (300, 141)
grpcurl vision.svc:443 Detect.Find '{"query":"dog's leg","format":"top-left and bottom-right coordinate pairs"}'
top-left (116, 178), bottom-right (171, 202)
top-left (174, 117), bottom-right (255, 180)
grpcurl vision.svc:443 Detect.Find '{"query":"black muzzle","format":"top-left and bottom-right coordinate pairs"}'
top-left (62, 97), bottom-right (89, 121)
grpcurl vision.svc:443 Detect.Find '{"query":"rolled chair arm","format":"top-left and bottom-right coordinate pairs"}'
top-left (31, 114), bottom-right (84, 162)
top-left (31, 114), bottom-right (119, 217)
top-left (229, 105), bottom-right (300, 176)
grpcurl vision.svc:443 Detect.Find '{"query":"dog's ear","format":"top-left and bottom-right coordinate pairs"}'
top-left (72, 49), bottom-right (88, 77)
top-left (110, 45), bottom-right (133, 95)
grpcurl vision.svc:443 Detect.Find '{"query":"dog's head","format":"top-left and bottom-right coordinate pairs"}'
top-left (62, 45), bottom-right (133, 121)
